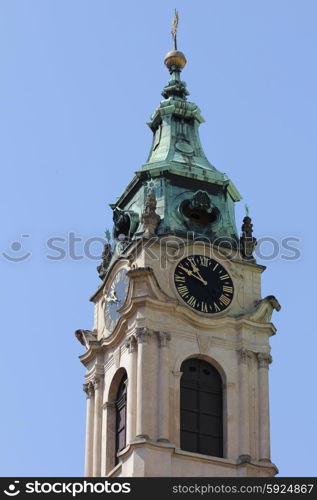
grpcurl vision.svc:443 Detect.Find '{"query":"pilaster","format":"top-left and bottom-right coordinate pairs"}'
top-left (93, 374), bottom-right (104, 477)
top-left (237, 348), bottom-right (253, 463)
top-left (135, 327), bottom-right (152, 439)
top-left (83, 381), bottom-right (94, 476)
top-left (257, 352), bottom-right (272, 462)
top-left (125, 335), bottom-right (137, 443)
top-left (156, 331), bottom-right (171, 442)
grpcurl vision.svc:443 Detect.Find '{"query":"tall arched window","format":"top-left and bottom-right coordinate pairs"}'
top-left (180, 358), bottom-right (223, 458)
top-left (115, 374), bottom-right (127, 464)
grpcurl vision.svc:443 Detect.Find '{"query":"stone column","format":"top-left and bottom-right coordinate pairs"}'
top-left (92, 375), bottom-right (103, 477)
top-left (257, 352), bottom-right (272, 462)
top-left (83, 381), bottom-right (94, 476)
top-left (135, 327), bottom-right (151, 439)
top-left (125, 335), bottom-right (137, 443)
top-left (237, 348), bottom-right (252, 462)
top-left (157, 332), bottom-right (171, 442)
top-left (104, 402), bottom-right (116, 475)
top-left (172, 371), bottom-right (183, 448)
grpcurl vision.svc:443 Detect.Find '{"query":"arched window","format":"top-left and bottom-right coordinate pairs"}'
top-left (115, 374), bottom-right (127, 464)
top-left (180, 358), bottom-right (223, 458)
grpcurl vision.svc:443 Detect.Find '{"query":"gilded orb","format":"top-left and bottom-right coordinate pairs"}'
top-left (164, 50), bottom-right (187, 70)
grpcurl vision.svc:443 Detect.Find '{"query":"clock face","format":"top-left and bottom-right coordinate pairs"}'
top-left (174, 255), bottom-right (234, 314)
top-left (104, 268), bottom-right (129, 334)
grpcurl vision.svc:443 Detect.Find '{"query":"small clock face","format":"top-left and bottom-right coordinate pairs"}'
top-left (104, 268), bottom-right (129, 334)
top-left (174, 255), bottom-right (234, 314)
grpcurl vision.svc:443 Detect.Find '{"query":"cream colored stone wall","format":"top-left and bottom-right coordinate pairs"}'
top-left (80, 241), bottom-right (278, 477)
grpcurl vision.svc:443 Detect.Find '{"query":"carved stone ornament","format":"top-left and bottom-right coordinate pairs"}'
top-left (257, 352), bottom-right (273, 368)
top-left (93, 375), bottom-right (100, 390)
top-left (96, 243), bottom-right (113, 280)
top-left (141, 192), bottom-right (161, 238)
top-left (247, 296), bottom-right (281, 323)
top-left (135, 327), bottom-right (151, 344)
top-left (240, 216), bottom-right (257, 259)
top-left (125, 335), bottom-right (137, 353)
top-left (83, 381), bottom-right (94, 398)
top-left (75, 329), bottom-right (97, 349)
top-left (156, 331), bottom-right (171, 347)
top-left (237, 348), bottom-right (253, 364)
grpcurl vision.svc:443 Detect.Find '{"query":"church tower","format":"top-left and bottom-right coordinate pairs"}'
top-left (76, 16), bottom-right (280, 477)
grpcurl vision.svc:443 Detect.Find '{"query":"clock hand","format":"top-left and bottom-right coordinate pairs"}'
top-left (187, 260), bottom-right (208, 285)
top-left (178, 265), bottom-right (207, 286)
top-left (192, 273), bottom-right (208, 286)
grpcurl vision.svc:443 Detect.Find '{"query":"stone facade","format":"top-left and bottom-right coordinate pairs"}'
top-left (78, 240), bottom-right (280, 477)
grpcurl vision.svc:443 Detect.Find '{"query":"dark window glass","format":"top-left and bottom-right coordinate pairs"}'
top-left (115, 374), bottom-right (127, 464)
top-left (180, 358), bottom-right (223, 457)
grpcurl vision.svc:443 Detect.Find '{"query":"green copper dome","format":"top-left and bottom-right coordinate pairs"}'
top-left (97, 39), bottom-right (244, 280)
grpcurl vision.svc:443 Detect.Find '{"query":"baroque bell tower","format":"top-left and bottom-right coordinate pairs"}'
top-left (76, 14), bottom-right (280, 478)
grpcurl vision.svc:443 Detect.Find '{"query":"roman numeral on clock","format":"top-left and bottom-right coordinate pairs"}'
top-left (175, 274), bottom-right (186, 283)
top-left (177, 285), bottom-right (189, 297)
top-left (223, 286), bottom-right (233, 293)
top-left (201, 302), bottom-right (208, 313)
top-left (199, 256), bottom-right (209, 267)
top-left (187, 257), bottom-right (196, 267)
top-left (187, 295), bottom-right (197, 307)
top-left (219, 294), bottom-right (231, 306)
top-left (219, 273), bottom-right (230, 281)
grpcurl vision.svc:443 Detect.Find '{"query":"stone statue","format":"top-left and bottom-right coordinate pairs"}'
top-left (96, 243), bottom-right (112, 280)
top-left (240, 216), bottom-right (257, 259)
top-left (141, 192), bottom-right (161, 238)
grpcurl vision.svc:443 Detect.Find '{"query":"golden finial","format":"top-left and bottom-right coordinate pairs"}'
top-left (164, 10), bottom-right (187, 72)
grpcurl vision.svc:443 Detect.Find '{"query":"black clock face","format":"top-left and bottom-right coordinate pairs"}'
top-left (104, 268), bottom-right (129, 334)
top-left (174, 255), bottom-right (234, 314)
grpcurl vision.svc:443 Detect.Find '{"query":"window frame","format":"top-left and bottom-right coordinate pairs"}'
top-left (180, 358), bottom-right (223, 458)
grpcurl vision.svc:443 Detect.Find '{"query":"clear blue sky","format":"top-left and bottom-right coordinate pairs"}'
top-left (0, 0), bottom-right (316, 477)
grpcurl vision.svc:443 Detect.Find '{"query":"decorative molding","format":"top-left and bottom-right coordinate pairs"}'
top-left (93, 375), bottom-right (101, 390)
top-left (197, 334), bottom-right (213, 354)
top-left (237, 348), bottom-right (254, 364)
top-left (104, 355), bottom-right (115, 373)
top-left (135, 327), bottom-right (151, 344)
top-left (126, 266), bottom-right (153, 278)
top-left (125, 335), bottom-right (137, 353)
top-left (156, 331), bottom-right (171, 348)
top-left (238, 454), bottom-right (251, 464)
top-left (102, 401), bottom-right (115, 410)
top-left (83, 381), bottom-right (94, 398)
top-left (257, 352), bottom-right (272, 368)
